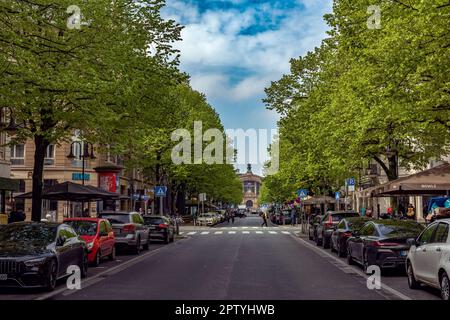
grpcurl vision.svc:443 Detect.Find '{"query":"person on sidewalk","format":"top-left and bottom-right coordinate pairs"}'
top-left (290, 207), bottom-right (297, 226)
top-left (231, 211), bottom-right (235, 224)
top-left (261, 211), bottom-right (268, 227)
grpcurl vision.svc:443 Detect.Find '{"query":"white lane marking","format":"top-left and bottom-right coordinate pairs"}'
top-left (214, 231), bottom-right (223, 235)
top-left (179, 232), bottom-right (185, 235)
top-left (35, 239), bottom-right (187, 300)
top-left (228, 231), bottom-right (236, 234)
top-left (252, 227), bottom-right (258, 229)
top-left (269, 231), bottom-right (277, 234)
top-left (255, 231), bottom-right (263, 234)
top-left (200, 231), bottom-right (210, 235)
top-left (242, 227), bottom-right (249, 229)
top-left (282, 231), bottom-right (290, 235)
top-left (293, 236), bottom-right (412, 301)
top-left (232, 227), bottom-right (237, 229)
top-left (242, 231), bottom-right (250, 234)
top-left (187, 232), bottom-right (197, 235)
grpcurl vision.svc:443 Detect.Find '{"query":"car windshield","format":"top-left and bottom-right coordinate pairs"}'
top-left (378, 222), bottom-right (424, 238)
top-left (144, 217), bottom-right (165, 225)
top-left (331, 212), bottom-right (359, 221)
top-left (99, 214), bottom-right (130, 224)
top-left (347, 219), bottom-right (369, 230)
top-left (65, 221), bottom-right (97, 236)
top-left (0, 224), bottom-right (57, 245)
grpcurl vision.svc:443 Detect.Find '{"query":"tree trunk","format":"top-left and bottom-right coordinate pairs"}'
top-left (31, 135), bottom-right (49, 222)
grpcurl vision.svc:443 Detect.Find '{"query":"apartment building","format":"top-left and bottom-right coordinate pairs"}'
top-left (11, 136), bottom-right (153, 222)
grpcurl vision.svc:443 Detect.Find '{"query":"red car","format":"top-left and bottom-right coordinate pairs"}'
top-left (64, 218), bottom-right (116, 266)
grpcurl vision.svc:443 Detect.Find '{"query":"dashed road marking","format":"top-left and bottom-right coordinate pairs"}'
top-left (255, 231), bottom-right (263, 234)
top-left (200, 231), bottom-right (210, 235)
top-left (282, 231), bottom-right (290, 235)
top-left (187, 232), bottom-right (197, 235)
top-left (214, 231), bottom-right (223, 235)
top-left (228, 231), bottom-right (236, 234)
top-left (242, 231), bottom-right (250, 234)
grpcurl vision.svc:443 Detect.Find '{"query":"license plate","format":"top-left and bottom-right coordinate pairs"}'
top-left (149, 226), bottom-right (156, 230)
top-left (0, 274), bottom-right (7, 281)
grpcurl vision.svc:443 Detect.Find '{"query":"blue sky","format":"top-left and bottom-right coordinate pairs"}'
top-left (162, 0), bottom-right (332, 174)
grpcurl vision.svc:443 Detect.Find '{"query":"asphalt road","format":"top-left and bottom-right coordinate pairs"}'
top-left (0, 215), bottom-right (441, 300)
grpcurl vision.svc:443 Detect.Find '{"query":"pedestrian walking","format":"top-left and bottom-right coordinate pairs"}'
top-left (261, 211), bottom-right (268, 227)
top-left (231, 211), bottom-right (235, 224)
top-left (290, 207), bottom-right (297, 226)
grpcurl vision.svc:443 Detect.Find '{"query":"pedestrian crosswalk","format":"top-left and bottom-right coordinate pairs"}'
top-left (179, 229), bottom-right (301, 237)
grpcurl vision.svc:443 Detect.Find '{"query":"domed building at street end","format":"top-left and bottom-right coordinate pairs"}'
top-left (238, 164), bottom-right (262, 209)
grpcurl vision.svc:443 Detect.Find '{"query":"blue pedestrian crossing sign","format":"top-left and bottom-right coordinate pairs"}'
top-left (335, 192), bottom-right (340, 200)
top-left (297, 189), bottom-right (308, 198)
top-left (154, 186), bottom-right (167, 197)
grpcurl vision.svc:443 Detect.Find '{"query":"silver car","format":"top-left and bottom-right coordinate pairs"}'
top-left (98, 211), bottom-right (150, 254)
top-left (406, 219), bottom-right (450, 300)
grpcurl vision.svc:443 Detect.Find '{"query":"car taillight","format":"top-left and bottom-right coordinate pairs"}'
top-left (325, 216), bottom-right (333, 228)
top-left (343, 232), bottom-right (352, 237)
top-left (123, 224), bottom-right (136, 233)
top-left (158, 223), bottom-right (168, 229)
top-left (372, 241), bottom-right (399, 247)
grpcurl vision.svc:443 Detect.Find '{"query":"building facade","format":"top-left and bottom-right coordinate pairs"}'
top-left (11, 135), bottom-right (152, 222)
top-left (238, 164), bottom-right (262, 209)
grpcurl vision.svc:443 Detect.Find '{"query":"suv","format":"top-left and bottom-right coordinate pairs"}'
top-left (316, 211), bottom-right (359, 248)
top-left (143, 215), bottom-right (175, 244)
top-left (98, 211), bottom-right (150, 254)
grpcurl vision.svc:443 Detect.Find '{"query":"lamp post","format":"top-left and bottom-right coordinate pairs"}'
top-left (67, 141), bottom-right (96, 186)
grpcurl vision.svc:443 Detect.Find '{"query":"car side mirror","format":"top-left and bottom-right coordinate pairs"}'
top-left (407, 238), bottom-right (417, 247)
top-left (56, 235), bottom-right (67, 246)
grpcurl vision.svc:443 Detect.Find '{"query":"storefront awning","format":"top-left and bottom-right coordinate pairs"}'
top-left (0, 177), bottom-right (19, 191)
top-left (375, 163), bottom-right (450, 196)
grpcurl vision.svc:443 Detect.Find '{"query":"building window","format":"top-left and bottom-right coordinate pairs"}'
top-left (18, 179), bottom-right (26, 193)
top-left (11, 144), bottom-right (25, 165)
top-left (0, 133), bottom-right (6, 160)
top-left (44, 144), bottom-right (55, 166)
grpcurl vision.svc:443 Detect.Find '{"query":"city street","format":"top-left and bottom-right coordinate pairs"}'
top-left (0, 216), bottom-right (441, 300)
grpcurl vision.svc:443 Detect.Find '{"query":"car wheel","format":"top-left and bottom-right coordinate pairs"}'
top-left (45, 259), bottom-right (58, 291)
top-left (347, 248), bottom-right (354, 265)
top-left (337, 242), bottom-right (345, 258)
top-left (407, 263), bottom-right (420, 290)
top-left (330, 240), bottom-right (336, 252)
top-left (143, 237), bottom-right (150, 250)
top-left (133, 238), bottom-right (141, 255)
top-left (80, 251), bottom-right (88, 278)
top-left (323, 234), bottom-right (329, 248)
top-left (92, 251), bottom-right (101, 267)
top-left (440, 272), bottom-right (450, 301)
top-left (108, 246), bottom-right (116, 261)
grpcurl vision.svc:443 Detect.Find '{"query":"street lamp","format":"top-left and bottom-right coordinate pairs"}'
top-left (0, 107), bottom-right (23, 133)
top-left (67, 141), bottom-right (96, 186)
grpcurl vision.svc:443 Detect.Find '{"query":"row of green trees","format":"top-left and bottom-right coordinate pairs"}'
top-left (1, 0), bottom-right (242, 221)
top-left (260, 0), bottom-right (450, 203)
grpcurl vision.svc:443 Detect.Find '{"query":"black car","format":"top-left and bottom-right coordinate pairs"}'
top-left (330, 217), bottom-right (371, 257)
top-left (308, 215), bottom-right (323, 241)
top-left (316, 211), bottom-right (360, 248)
top-left (346, 220), bottom-right (424, 272)
top-left (0, 222), bottom-right (88, 291)
top-left (143, 216), bottom-right (175, 244)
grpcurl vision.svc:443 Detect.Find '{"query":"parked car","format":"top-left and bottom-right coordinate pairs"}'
top-left (406, 219), bottom-right (450, 300)
top-left (64, 218), bottom-right (116, 266)
top-left (316, 211), bottom-right (360, 248)
top-left (197, 213), bottom-right (216, 226)
top-left (308, 215), bottom-right (323, 241)
top-left (347, 220), bottom-right (424, 273)
top-left (143, 215), bottom-right (175, 244)
top-left (330, 217), bottom-right (371, 257)
top-left (0, 222), bottom-right (88, 291)
top-left (98, 211), bottom-right (150, 254)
